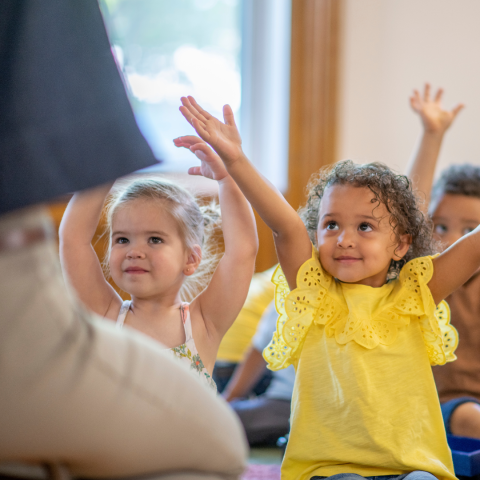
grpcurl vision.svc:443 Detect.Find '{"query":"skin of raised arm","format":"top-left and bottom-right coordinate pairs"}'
top-left (429, 226), bottom-right (480, 304)
top-left (179, 96), bottom-right (312, 289)
top-left (405, 84), bottom-right (464, 211)
top-left (197, 173), bottom-right (258, 340)
top-left (59, 183), bottom-right (121, 317)
top-left (223, 346), bottom-right (267, 402)
top-left (173, 135), bottom-right (258, 343)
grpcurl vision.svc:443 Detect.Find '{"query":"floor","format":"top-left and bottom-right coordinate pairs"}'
top-left (249, 446), bottom-right (284, 465)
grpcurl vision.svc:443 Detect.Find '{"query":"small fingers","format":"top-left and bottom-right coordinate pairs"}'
top-left (424, 83), bottom-right (431, 101)
top-left (188, 96), bottom-right (212, 120)
top-left (410, 90), bottom-right (421, 111)
top-left (434, 88), bottom-right (444, 103)
top-left (179, 105), bottom-right (200, 127)
top-left (222, 104), bottom-right (236, 126)
top-left (188, 166), bottom-right (203, 176)
top-left (190, 142), bottom-right (214, 155)
top-left (181, 96), bottom-right (208, 124)
top-left (173, 135), bottom-right (203, 148)
top-left (452, 103), bottom-right (465, 117)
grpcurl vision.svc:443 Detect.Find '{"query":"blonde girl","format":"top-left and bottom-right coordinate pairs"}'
top-left (59, 134), bottom-right (258, 390)
top-left (177, 95), bottom-right (480, 480)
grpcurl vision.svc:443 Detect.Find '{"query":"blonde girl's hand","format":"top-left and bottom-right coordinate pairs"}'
top-left (410, 83), bottom-right (464, 135)
top-left (173, 135), bottom-right (229, 181)
top-left (179, 96), bottom-right (243, 167)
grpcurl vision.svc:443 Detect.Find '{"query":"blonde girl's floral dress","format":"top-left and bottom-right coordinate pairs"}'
top-left (116, 301), bottom-right (216, 391)
top-left (264, 246), bottom-right (458, 480)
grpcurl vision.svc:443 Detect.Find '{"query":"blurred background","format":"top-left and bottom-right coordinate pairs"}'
top-left (50, 0), bottom-right (480, 272)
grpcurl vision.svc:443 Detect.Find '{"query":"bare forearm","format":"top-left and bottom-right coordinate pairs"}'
top-left (406, 131), bottom-right (444, 209)
top-left (226, 153), bottom-right (302, 239)
top-left (217, 175), bottom-right (258, 259)
top-left (59, 182), bottom-right (113, 247)
top-left (430, 227), bottom-right (480, 304)
top-left (223, 347), bottom-right (267, 401)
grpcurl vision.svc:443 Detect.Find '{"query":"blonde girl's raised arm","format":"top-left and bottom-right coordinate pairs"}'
top-left (179, 96), bottom-right (312, 289)
top-left (173, 136), bottom-right (258, 341)
top-left (59, 183), bottom-right (122, 317)
top-left (429, 226), bottom-right (480, 305)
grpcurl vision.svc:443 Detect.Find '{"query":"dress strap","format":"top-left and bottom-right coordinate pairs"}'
top-left (116, 300), bottom-right (132, 329)
top-left (180, 303), bottom-right (193, 342)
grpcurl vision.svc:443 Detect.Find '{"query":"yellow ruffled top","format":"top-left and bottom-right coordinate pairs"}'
top-left (264, 247), bottom-right (458, 480)
top-left (265, 247), bottom-right (457, 370)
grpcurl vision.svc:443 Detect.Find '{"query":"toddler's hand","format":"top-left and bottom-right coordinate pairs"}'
top-left (410, 83), bottom-right (464, 135)
top-left (173, 135), bottom-right (229, 181)
top-left (179, 96), bottom-right (243, 167)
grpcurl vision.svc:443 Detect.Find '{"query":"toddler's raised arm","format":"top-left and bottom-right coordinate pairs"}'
top-left (179, 96), bottom-right (312, 289)
top-left (430, 225), bottom-right (480, 305)
top-left (59, 184), bottom-right (121, 318)
top-left (406, 84), bottom-right (464, 210)
top-left (174, 134), bottom-right (258, 345)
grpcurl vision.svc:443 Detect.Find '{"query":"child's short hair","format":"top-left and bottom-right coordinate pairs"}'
top-left (298, 160), bottom-right (436, 270)
top-left (103, 176), bottom-right (221, 302)
top-left (430, 164), bottom-right (480, 213)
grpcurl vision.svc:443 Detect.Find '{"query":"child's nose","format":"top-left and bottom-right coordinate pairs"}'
top-left (337, 230), bottom-right (355, 248)
top-left (126, 246), bottom-right (146, 259)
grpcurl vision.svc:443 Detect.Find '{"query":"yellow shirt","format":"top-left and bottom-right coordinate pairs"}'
top-left (217, 267), bottom-right (275, 363)
top-left (264, 248), bottom-right (458, 480)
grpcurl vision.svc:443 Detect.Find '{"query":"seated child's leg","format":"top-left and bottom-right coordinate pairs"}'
top-left (400, 472), bottom-right (438, 480)
top-left (442, 397), bottom-right (480, 438)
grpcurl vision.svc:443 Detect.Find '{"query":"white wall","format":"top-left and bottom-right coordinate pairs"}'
top-left (337, 0), bottom-right (480, 177)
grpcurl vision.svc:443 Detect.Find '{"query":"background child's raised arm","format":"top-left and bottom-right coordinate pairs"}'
top-left (405, 84), bottom-right (464, 210)
top-left (59, 183), bottom-right (122, 318)
top-left (179, 96), bottom-right (312, 289)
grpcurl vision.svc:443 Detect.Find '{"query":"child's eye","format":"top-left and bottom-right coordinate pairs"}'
top-left (434, 224), bottom-right (448, 235)
top-left (462, 227), bottom-right (476, 236)
top-left (359, 222), bottom-right (373, 232)
top-left (149, 236), bottom-right (163, 244)
top-left (326, 221), bottom-right (338, 231)
top-left (116, 237), bottom-right (129, 244)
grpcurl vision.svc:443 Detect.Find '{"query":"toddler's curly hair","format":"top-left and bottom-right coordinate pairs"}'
top-left (430, 164), bottom-right (480, 213)
top-left (298, 160), bottom-right (437, 271)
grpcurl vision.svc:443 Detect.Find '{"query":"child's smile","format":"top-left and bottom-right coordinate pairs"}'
top-left (109, 199), bottom-right (190, 299)
top-left (316, 184), bottom-right (410, 288)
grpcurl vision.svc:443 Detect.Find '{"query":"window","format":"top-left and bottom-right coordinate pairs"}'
top-left (101, 0), bottom-right (291, 190)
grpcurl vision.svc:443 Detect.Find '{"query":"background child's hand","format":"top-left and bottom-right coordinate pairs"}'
top-left (179, 96), bottom-right (243, 167)
top-left (410, 83), bottom-right (464, 135)
top-left (173, 135), bottom-right (229, 181)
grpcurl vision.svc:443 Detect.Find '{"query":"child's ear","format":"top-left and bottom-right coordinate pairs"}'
top-left (184, 245), bottom-right (202, 276)
top-left (392, 233), bottom-right (412, 261)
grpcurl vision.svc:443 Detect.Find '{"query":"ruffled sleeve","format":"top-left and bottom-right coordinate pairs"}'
top-left (263, 246), bottom-right (344, 370)
top-left (395, 256), bottom-right (458, 366)
top-left (263, 250), bottom-right (459, 370)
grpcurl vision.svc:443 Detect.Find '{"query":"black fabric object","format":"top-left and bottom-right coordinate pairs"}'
top-left (0, 0), bottom-right (158, 215)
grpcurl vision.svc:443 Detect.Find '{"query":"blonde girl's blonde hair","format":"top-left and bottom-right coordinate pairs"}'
top-left (102, 176), bottom-right (222, 302)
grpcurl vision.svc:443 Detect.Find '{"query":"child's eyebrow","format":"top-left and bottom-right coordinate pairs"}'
top-left (433, 215), bottom-right (480, 224)
top-left (112, 230), bottom-right (170, 236)
top-left (320, 213), bottom-right (380, 222)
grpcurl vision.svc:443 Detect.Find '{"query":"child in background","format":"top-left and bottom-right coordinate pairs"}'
top-left (177, 95), bottom-right (480, 480)
top-left (407, 84), bottom-right (480, 439)
top-left (224, 301), bottom-right (295, 446)
top-left (59, 135), bottom-right (258, 390)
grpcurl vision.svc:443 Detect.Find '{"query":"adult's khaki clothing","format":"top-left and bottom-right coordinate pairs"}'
top-left (0, 206), bottom-right (247, 479)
